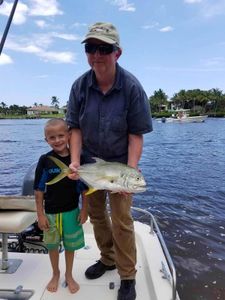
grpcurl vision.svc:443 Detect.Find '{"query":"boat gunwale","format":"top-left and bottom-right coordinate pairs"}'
top-left (131, 206), bottom-right (179, 300)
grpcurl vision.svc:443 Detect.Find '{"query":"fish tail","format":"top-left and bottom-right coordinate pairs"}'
top-left (46, 156), bottom-right (70, 185)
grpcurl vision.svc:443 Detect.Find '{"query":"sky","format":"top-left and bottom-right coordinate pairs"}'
top-left (1, 0), bottom-right (225, 107)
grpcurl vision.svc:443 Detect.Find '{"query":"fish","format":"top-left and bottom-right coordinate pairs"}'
top-left (46, 156), bottom-right (147, 195)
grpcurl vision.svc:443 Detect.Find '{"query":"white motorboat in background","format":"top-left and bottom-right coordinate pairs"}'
top-left (160, 109), bottom-right (208, 123)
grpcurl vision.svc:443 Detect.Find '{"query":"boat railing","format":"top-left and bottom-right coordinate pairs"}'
top-left (131, 206), bottom-right (178, 300)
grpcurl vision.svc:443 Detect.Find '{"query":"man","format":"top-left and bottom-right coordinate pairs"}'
top-left (66, 22), bottom-right (153, 300)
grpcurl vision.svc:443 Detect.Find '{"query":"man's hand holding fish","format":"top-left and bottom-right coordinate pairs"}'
top-left (68, 161), bottom-right (80, 180)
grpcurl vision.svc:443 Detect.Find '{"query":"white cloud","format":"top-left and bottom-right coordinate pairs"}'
top-left (35, 74), bottom-right (49, 79)
top-left (35, 20), bottom-right (47, 28)
top-left (202, 57), bottom-right (225, 67)
top-left (5, 37), bottom-right (76, 64)
top-left (202, 1), bottom-right (225, 18)
top-left (72, 22), bottom-right (88, 28)
top-left (38, 51), bottom-right (75, 64)
top-left (159, 26), bottom-right (174, 32)
top-left (0, 53), bottom-right (13, 65)
top-left (28, 34), bottom-right (53, 49)
top-left (141, 22), bottom-right (159, 30)
top-left (0, 0), bottom-right (63, 26)
top-left (184, 0), bottom-right (202, 3)
top-left (146, 65), bottom-right (225, 72)
top-left (34, 20), bottom-right (65, 31)
top-left (109, 0), bottom-right (135, 12)
top-left (5, 40), bottom-right (42, 54)
top-left (29, 0), bottom-right (63, 16)
top-left (0, 1), bottom-right (28, 25)
top-left (185, 0), bottom-right (225, 18)
top-left (51, 32), bottom-right (80, 41)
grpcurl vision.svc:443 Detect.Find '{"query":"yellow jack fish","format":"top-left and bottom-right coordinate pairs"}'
top-left (46, 156), bottom-right (147, 195)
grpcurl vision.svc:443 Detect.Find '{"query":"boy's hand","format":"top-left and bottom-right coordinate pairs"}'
top-left (78, 208), bottom-right (88, 225)
top-left (37, 214), bottom-right (50, 231)
top-left (68, 162), bottom-right (80, 180)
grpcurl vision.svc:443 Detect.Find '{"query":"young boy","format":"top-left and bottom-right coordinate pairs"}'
top-left (34, 118), bottom-right (88, 294)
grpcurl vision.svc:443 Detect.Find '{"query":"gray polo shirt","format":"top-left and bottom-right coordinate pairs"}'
top-left (66, 63), bottom-right (153, 163)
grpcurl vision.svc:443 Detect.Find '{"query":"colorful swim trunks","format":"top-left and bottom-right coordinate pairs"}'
top-left (44, 207), bottom-right (85, 251)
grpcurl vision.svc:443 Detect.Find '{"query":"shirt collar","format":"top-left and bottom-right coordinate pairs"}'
top-left (87, 63), bottom-right (122, 91)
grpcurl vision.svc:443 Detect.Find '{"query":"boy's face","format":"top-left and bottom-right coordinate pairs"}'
top-left (45, 124), bottom-right (70, 155)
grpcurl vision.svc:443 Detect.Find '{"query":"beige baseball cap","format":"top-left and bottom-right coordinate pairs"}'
top-left (82, 22), bottom-right (120, 47)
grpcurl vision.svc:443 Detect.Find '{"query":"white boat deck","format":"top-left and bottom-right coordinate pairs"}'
top-left (0, 219), bottom-right (178, 300)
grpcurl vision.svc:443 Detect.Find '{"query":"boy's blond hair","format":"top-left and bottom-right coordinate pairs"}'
top-left (44, 118), bottom-right (68, 134)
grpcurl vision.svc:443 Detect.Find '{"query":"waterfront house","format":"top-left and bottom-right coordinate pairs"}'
top-left (26, 105), bottom-right (59, 116)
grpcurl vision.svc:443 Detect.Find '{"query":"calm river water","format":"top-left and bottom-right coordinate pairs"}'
top-left (0, 118), bottom-right (225, 300)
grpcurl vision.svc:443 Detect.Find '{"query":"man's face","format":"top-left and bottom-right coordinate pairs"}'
top-left (84, 38), bottom-right (121, 73)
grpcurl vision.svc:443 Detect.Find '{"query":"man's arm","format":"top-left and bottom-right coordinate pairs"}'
top-left (78, 191), bottom-right (88, 224)
top-left (69, 128), bottom-right (82, 179)
top-left (127, 134), bottom-right (143, 169)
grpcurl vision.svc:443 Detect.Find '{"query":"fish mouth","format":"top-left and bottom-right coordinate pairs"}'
top-left (133, 184), bottom-right (147, 192)
top-left (135, 183), bottom-right (146, 188)
top-left (138, 187), bottom-right (147, 192)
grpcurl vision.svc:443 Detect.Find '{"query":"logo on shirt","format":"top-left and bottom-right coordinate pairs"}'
top-left (49, 167), bottom-right (60, 174)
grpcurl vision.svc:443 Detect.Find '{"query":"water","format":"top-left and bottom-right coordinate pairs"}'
top-left (0, 118), bottom-right (225, 300)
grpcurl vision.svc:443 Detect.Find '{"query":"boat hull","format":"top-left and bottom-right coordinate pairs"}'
top-left (160, 115), bottom-right (207, 123)
top-left (0, 214), bottom-right (179, 300)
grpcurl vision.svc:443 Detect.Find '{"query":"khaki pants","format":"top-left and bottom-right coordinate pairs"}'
top-left (87, 191), bottom-right (137, 280)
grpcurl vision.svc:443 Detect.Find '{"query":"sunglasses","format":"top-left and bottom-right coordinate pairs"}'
top-left (85, 43), bottom-right (118, 55)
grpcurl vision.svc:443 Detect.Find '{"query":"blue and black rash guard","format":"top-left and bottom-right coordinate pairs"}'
top-left (34, 150), bottom-right (87, 214)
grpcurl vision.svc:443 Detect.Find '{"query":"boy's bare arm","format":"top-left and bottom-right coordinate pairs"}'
top-left (35, 190), bottom-right (49, 231)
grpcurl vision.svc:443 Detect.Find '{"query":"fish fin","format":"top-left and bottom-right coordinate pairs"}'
top-left (91, 157), bottom-right (106, 163)
top-left (46, 172), bottom-right (69, 185)
top-left (85, 187), bottom-right (98, 196)
top-left (47, 156), bottom-right (69, 170)
top-left (46, 156), bottom-right (70, 185)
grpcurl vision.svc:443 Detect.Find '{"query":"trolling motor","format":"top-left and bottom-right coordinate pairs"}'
top-left (0, 0), bottom-right (19, 55)
top-left (22, 162), bottom-right (37, 196)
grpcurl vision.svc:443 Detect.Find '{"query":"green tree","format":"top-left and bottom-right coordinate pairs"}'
top-left (0, 101), bottom-right (7, 114)
top-left (208, 88), bottom-right (225, 112)
top-left (51, 96), bottom-right (59, 108)
top-left (149, 89), bottom-right (168, 112)
top-left (171, 89), bottom-right (188, 109)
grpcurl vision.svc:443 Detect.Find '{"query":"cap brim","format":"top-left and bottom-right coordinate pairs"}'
top-left (81, 35), bottom-right (116, 44)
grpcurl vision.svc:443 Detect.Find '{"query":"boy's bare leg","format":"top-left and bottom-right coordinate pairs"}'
top-left (47, 249), bottom-right (60, 292)
top-left (65, 250), bottom-right (80, 293)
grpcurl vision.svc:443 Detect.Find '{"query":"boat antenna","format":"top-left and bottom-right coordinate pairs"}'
top-left (0, 0), bottom-right (19, 56)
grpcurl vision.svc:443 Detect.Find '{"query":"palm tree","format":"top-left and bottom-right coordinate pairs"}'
top-left (149, 89), bottom-right (168, 112)
top-left (0, 101), bottom-right (7, 114)
top-left (51, 96), bottom-right (59, 108)
top-left (171, 89), bottom-right (188, 109)
top-left (0, 101), bottom-right (7, 109)
top-left (209, 88), bottom-right (224, 112)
